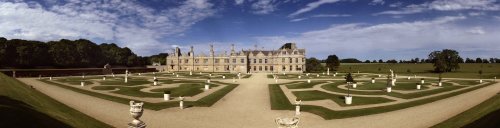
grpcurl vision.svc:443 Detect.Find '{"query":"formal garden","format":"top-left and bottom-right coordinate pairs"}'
top-left (269, 71), bottom-right (498, 119)
top-left (36, 72), bottom-right (244, 110)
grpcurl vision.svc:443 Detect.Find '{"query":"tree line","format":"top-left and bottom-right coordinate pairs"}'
top-left (0, 37), bottom-right (167, 68)
top-left (306, 49), bottom-right (499, 73)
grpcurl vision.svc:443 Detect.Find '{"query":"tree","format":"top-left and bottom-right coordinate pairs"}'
top-left (428, 49), bottom-right (461, 72)
top-left (364, 60), bottom-right (371, 63)
top-left (344, 73), bottom-right (355, 97)
top-left (475, 58), bottom-right (482, 63)
top-left (325, 55), bottom-right (340, 71)
top-left (340, 58), bottom-right (361, 63)
top-left (378, 59), bottom-right (383, 63)
top-left (306, 57), bottom-right (325, 72)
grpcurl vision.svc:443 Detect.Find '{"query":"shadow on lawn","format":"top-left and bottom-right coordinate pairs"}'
top-left (0, 96), bottom-right (71, 128)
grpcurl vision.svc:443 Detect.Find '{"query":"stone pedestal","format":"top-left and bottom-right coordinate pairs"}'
top-left (333, 74), bottom-right (336, 77)
top-left (164, 94), bottom-right (170, 101)
top-left (327, 68), bottom-right (330, 75)
top-left (49, 77), bottom-right (52, 80)
top-left (317, 74), bottom-right (320, 77)
top-left (298, 76), bottom-right (301, 79)
top-left (190, 71), bottom-right (192, 75)
top-left (153, 76), bottom-right (157, 80)
top-left (345, 96), bottom-right (352, 105)
top-left (176, 74), bottom-right (179, 77)
top-left (479, 79), bottom-right (483, 83)
top-left (307, 79), bottom-right (311, 83)
top-left (153, 81), bottom-right (158, 86)
top-left (125, 77), bottom-right (128, 83)
top-left (38, 75), bottom-right (42, 79)
top-left (306, 73), bottom-right (309, 76)
top-left (295, 106), bottom-right (300, 116)
top-left (407, 77), bottom-right (411, 80)
top-left (103, 77), bottom-right (106, 80)
top-left (81, 81), bottom-right (84, 87)
top-left (352, 83), bottom-right (357, 88)
top-left (417, 84), bottom-right (421, 90)
top-left (223, 76), bottom-right (225, 79)
top-left (387, 87), bottom-right (392, 92)
top-left (421, 80), bottom-right (425, 84)
top-left (391, 80), bottom-right (395, 86)
top-left (207, 80), bottom-right (211, 83)
top-left (179, 100), bottom-right (184, 109)
top-left (438, 82), bottom-right (442, 86)
top-left (371, 79), bottom-right (375, 84)
top-left (275, 79), bottom-right (278, 83)
top-left (205, 84), bottom-right (210, 90)
top-left (378, 74), bottom-right (381, 77)
top-left (209, 74), bottom-right (212, 77)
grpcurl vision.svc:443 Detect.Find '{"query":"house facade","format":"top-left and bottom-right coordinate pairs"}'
top-left (166, 43), bottom-right (306, 73)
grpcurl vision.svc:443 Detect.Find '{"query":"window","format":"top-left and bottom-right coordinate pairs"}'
top-left (232, 59), bottom-right (236, 63)
top-left (225, 59), bottom-right (229, 63)
top-left (265, 66), bottom-right (268, 71)
top-left (241, 59), bottom-right (244, 63)
top-left (294, 51), bottom-right (298, 54)
top-left (295, 58), bottom-right (298, 63)
top-left (254, 59), bottom-right (256, 63)
top-left (259, 59), bottom-right (262, 63)
top-left (290, 65), bottom-right (293, 71)
top-left (204, 59), bottom-right (208, 63)
top-left (302, 58), bottom-right (305, 63)
top-left (265, 59), bottom-right (267, 63)
top-left (195, 59), bottom-right (199, 63)
top-left (282, 58), bottom-right (285, 63)
top-left (270, 66), bottom-right (273, 71)
top-left (259, 66), bottom-right (262, 71)
top-left (282, 66), bottom-right (286, 70)
top-left (254, 66), bottom-right (256, 71)
top-left (185, 59), bottom-right (189, 63)
top-left (215, 59), bottom-right (219, 63)
top-left (289, 58), bottom-right (292, 63)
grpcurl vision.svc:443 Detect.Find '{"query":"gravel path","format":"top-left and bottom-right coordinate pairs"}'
top-left (18, 73), bottom-right (500, 128)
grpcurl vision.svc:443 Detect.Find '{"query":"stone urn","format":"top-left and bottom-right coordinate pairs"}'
top-left (307, 79), bottom-right (311, 83)
top-left (352, 83), bottom-right (357, 88)
top-left (371, 78), bottom-right (375, 84)
top-left (275, 117), bottom-right (300, 128)
top-left (438, 82), bottom-right (442, 86)
top-left (128, 101), bottom-right (146, 128)
top-left (421, 78), bottom-right (425, 84)
top-left (479, 79), bottom-right (483, 83)
top-left (164, 91), bottom-right (170, 101)
top-left (386, 87), bottom-right (392, 92)
top-left (345, 96), bottom-right (352, 105)
top-left (416, 83), bottom-right (421, 90)
top-left (80, 81), bottom-right (85, 87)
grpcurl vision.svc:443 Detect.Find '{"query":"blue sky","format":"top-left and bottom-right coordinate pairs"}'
top-left (1, 0), bottom-right (499, 60)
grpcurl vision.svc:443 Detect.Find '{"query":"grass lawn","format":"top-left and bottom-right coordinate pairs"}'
top-left (39, 79), bottom-right (238, 110)
top-left (448, 80), bottom-right (481, 85)
top-left (431, 93), bottom-right (500, 128)
top-left (0, 73), bottom-right (111, 127)
top-left (98, 77), bottom-right (150, 86)
top-left (269, 81), bottom-right (497, 119)
top-left (285, 81), bottom-right (328, 89)
top-left (321, 81), bottom-right (466, 99)
top-left (355, 82), bottom-right (434, 90)
top-left (149, 83), bottom-right (220, 97)
top-left (292, 90), bottom-right (394, 106)
top-left (91, 86), bottom-right (117, 90)
top-left (329, 63), bottom-right (500, 79)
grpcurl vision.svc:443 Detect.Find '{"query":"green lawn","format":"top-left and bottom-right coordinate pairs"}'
top-left (355, 82), bottom-right (433, 90)
top-left (0, 73), bottom-right (111, 127)
top-left (293, 90), bottom-right (394, 106)
top-left (431, 93), bottom-right (500, 128)
top-left (325, 63), bottom-right (500, 79)
top-left (285, 81), bottom-right (327, 89)
top-left (149, 83), bottom-right (220, 97)
top-left (321, 82), bottom-right (466, 99)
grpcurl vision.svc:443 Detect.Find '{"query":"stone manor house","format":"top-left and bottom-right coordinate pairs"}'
top-left (166, 43), bottom-right (306, 73)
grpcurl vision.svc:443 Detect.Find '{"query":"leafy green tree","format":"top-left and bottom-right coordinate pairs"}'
top-left (428, 49), bottom-right (461, 72)
top-left (325, 55), bottom-right (340, 71)
top-left (306, 57), bottom-right (325, 72)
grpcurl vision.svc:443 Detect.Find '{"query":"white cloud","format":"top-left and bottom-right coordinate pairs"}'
top-left (468, 12), bottom-right (484, 16)
top-left (0, 0), bottom-right (216, 55)
top-left (290, 18), bottom-right (308, 22)
top-left (235, 0), bottom-right (244, 5)
top-left (254, 16), bottom-right (500, 59)
top-left (288, 0), bottom-right (342, 17)
top-left (312, 14), bottom-right (351, 18)
top-left (389, 2), bottom-right (403, 8)
top-left (376, 0), bottom-right (500, 15)
top-left (251, 0), bottom-right (278, 14)
top-left (369, 0), bottom-right (385, 5)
